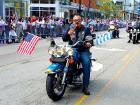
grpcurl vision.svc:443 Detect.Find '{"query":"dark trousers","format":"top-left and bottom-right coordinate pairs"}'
top-left (0, 30), bottom-right (4, 43)
top-left (79, 50), bottom-right (91, 88)
top-left (129, 33), bottom-right (132, 41)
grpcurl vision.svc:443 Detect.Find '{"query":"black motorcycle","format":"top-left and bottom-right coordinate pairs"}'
top-left (129, 28), bottom-right (140, 44)
top-left (128, 22), bottom-right (140, 44)
top-left (108, 24), bottom-right (119, 38)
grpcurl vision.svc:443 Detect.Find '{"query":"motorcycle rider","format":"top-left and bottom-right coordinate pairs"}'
top-left (128, 20), bottom-right (136, 43)
top-left (62, 14), bottom-right (93, 95)
top-left (109, 19), bottom-right (119, 38)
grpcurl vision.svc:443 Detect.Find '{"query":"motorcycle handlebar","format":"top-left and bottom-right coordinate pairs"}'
top-left (71, 39), bottom-right (93, 48)
top-left (50, 37), bottom-right (94, 48)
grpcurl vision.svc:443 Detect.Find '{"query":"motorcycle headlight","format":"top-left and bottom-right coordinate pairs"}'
top-left (137, 29), bottom-right (140, 32)
top-left (55, 47), bottom-right (65, 56)
top-left (110, 25), bottom-right (115, 29)
top-left (67, 49), bottom-right (73, 56)
top-left (134, 29), bottom-right (137, 33)
top-left (48, 48), bottom-right (55, 55)
top-left (130, 29), bottom-right (133, 32)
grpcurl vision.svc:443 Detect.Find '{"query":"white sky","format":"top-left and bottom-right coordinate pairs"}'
top-left (113, 0), bottom-right (140, 3)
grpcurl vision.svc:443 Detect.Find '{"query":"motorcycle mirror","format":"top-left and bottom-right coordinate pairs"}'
top-left (50, 38), bottom-right (56, 47)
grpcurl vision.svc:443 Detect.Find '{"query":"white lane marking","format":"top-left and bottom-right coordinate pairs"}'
top-left (91, 61), bottom-right (103, 72)
top-left (93, 47), bottom-right (127, 52)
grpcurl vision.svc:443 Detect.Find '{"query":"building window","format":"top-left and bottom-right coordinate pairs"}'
top-left (31, 0), bottom-right (39, 3)
top-left (50, 0), bottom-right (55, 4)
top-left (40, 0), bottom-right (49, 3)
top-left (30, 7), bottom-right (55, 17)
top-left (31, 0), bottom-right (55, 4)
top-left (30, 11), bottom-right (39, 17)
top-left (40, 7), bottom-right (49, 11)
top-left (50, 7), bottom-right (55, 11)
top-left (30, 7), bottom-right (39, 11)
top-left (5, 0), bottom-right (27, 18)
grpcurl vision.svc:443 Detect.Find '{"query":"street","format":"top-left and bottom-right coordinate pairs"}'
top-left (0, 28), bottom-right (140, 105)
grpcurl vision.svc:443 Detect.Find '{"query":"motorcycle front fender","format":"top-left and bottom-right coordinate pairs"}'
top-left (45, 63), bottom-right (63, 74)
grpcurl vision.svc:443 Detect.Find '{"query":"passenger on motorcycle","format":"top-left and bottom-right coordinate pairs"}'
top-left (62, 14), bottom-right (93, 95)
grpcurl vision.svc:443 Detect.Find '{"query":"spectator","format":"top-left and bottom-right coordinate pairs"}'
top-left (16, 18), bottom-right (24, 42)
top-left (9, 19), bottom-right (17, 43)
top-left (0, 16), bottom-right (6, 43)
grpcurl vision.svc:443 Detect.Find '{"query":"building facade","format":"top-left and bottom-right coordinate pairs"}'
top-left (70, 0), bottom-right (101, 18)
top-left (0, 0), bottom-right (102, 19)
top-left (29, 0), bottom-right (101, 19)
top-left (29, 0), bottom-right (56, 17)
top-left (29, 0), bottom-right (84, 18)
top-left (122, 0), bottom-right (140, 20)
top-left (0, 0), bottom-right (28, 20)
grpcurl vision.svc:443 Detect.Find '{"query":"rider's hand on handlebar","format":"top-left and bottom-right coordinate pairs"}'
top-left (85, 42), bottom-right (92, 48)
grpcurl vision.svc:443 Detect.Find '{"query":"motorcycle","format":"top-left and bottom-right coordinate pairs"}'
top-left (130, 28), bottom-right (140, 44)
top-left (45, 36), bottom-right (94, 101)
top-left (108, 24), bottom-right (119, 38)
top-left (128, 22), bottom-right (140, 44)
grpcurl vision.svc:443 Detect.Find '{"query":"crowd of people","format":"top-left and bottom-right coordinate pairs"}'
top-left (0, 14), bottom-right (126, 44)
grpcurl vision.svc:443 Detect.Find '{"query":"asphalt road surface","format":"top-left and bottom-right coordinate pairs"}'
top-left (0, 28), bottom-right (140, 105)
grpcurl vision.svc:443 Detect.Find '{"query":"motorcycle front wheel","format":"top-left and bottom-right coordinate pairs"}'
top-left (46, 73), bottom-right (66, 101)
top-left (133, 36), bottom-right (136, 44)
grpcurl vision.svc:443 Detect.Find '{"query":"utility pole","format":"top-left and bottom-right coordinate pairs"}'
top-left (0, 0), bottom-right (4, 19)
top-left (133, 0), bottom-right (135, 20)
top-left (87, 0), bottom-right (90, 18)
top-left (124, 0), bottom-right (126, 20)
top-left (60, 0), bottom-right (63, 18)
top-left (78, 0), bottom-right (82, 15)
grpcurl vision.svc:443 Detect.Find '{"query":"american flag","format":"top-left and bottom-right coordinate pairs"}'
top-left (17, 33), bottom-right (40, 55)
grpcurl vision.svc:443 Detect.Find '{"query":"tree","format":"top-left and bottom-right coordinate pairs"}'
top-left (99, 0), bottom-right (112, 18)
top-left (111, 1), bottom-right (123, 18)
top-left (87, 0), bottom-right (94, 17)
top-left (99, 0), bottom-right (123, 19)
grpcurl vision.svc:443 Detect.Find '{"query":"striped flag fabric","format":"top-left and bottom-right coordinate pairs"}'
top-left (17, 33), bottom-right (40, 55)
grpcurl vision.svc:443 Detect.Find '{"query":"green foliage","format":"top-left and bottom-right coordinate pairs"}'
top-left (99, 0), bottom-right (123, 18)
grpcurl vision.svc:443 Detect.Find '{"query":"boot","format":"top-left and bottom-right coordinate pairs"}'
top-left (82, 87), bottom-right (90, 95)
top-left (128, 40), bottom-right (131, 43)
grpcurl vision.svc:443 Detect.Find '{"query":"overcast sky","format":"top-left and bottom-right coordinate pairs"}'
top-left (113, 0), bottom-right (140, 3)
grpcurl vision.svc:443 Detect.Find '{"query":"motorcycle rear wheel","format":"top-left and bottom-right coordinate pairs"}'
top-left (46, 73), bottom-right (66, 101)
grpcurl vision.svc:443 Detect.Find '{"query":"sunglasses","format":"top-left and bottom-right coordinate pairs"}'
top-left (73, 19), bottom-right (81, 23)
